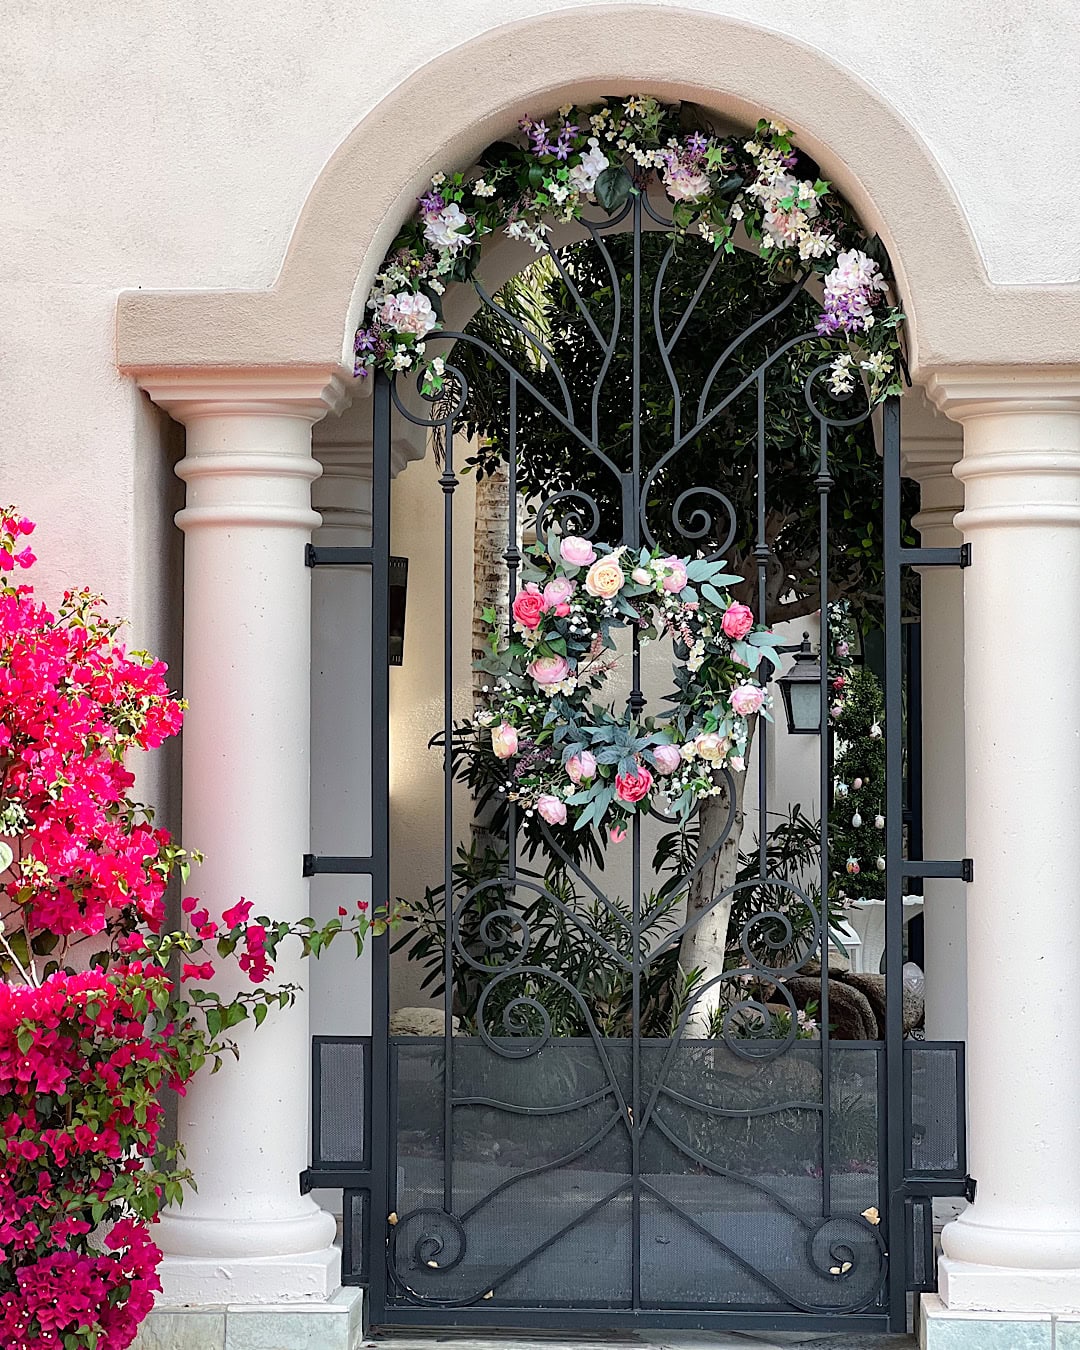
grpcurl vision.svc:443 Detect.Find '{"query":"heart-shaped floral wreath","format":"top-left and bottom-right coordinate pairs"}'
top-left (475, 535), bottom-right (785, 837)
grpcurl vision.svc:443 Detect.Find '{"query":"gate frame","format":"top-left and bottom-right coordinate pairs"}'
top-left (303, 335), bottom-right (972, 1337)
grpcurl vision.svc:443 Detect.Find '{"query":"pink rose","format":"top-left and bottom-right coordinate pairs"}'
top-left (631, 567), bottom-right (651, 586)
top-left (730, 683), bottom-right (766, 717)
top-left (609, 825), bottom-right (627, 844)
top-left (536, 794), bottom-right (568, 825)
top-left (559, 536), bottom-right (596, 567)
top-left (567, 751), bottom-right (597, 783)
top-left (615, 764), bottom-right (653, 805)
top-left (721, 603), bottom-right (754, 640)
top-left (543, 577), bottom-right (574, 608)
top-left (660, 555), bottom-right (689, 593)
top-left (512, 589), bottom-right (545, 630)
top-left (491, 722), bottom-right (519, 758)
top-left (528, 654), bottom-right (571, 686)
top-left (652, 744), bottom-right (682, 775)
top-left (584, 556), bottom-right (626, 599)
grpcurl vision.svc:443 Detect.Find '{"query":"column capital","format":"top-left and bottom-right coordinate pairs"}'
top-left (905, 435), bottom-right (964, 544)
top-left (140, 368), bottom-right (352, 534)
top-left (924, 368), bottom-right (1080, 533)
top-left (926, 366), bottom-right (1080, 421)
top-left (903, 435), bottom-right (963, 483)
top-left (132, 364), bottom-right (352, 423)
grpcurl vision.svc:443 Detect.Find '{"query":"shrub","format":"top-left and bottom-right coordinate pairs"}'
top-left (0, 508), bottom-right (383, 1350)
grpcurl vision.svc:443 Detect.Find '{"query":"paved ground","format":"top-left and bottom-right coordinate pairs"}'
top-left (369, 1331), bottom-right (915, 1349)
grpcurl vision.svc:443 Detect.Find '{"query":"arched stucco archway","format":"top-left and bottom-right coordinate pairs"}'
top-left (116, 5), bottom-right (1080, 386)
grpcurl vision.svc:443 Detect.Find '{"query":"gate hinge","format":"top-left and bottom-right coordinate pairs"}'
top-left (897, 543), bottom-right (971, 569)
top-left (964, 1175), bottom-right (977, 1203)
top-left (901, 858), bottom-right (973, 882)
top-left (305, 544), bottom-right (375, 568)
top-left (303, 853), bottom-right (376, 878)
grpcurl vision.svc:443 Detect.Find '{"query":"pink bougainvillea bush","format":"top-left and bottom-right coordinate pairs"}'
top-left (0, 508), bottom-right (383, 1350)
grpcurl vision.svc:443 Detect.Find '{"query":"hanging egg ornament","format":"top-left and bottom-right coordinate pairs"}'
top-left (853, 777), bottom-right (863, 789)
top-left (836, 781), bottom-right (849, 798)
top-left (876, 856), bottom-right (886, 871)
top-left (836, 640), bottom-right (850, 658)
top-left (852, 812), bottom-right (862, 828)
top-left (831, 702), bottom-right (843, 719)
top-left (874, 814), bottom-right (885, 830)
top-left (846, 857), bottom-right (861, 876)
top-left (870, 722), bottom-right (882, 738)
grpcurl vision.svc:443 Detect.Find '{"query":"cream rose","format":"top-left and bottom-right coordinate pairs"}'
top-left (584, 556), bottom-right (625, 599)
top-left (694, 732), bottom-right (730, 763)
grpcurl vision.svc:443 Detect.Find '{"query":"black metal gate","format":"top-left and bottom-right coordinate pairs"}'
top-left (304, 193), bottom-right (970, 1334)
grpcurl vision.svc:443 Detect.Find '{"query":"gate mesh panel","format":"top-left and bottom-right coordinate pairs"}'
top-left (907, 1043), bottom-right (964, 1175)
top-left (390, 1038), bottom-right (885, 1312)
top-left (315, 1038), bottom-right (367, 1166)
top-left (343, 1189), bottom-right (369, 1284)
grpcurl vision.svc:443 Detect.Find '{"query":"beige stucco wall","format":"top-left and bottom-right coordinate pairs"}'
top-left (1, 0), bottom-right (1074, 825)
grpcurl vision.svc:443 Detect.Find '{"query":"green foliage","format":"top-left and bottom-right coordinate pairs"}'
top-left (394, 806), bottom-right (850, 1040)
top-left (454, 234), bottom-right (915, 628)
top-left (393, 841), bottom-right (695, 1037)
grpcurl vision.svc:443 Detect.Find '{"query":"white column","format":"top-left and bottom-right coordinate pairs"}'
top-left (930, 371), bottom-right (1080, 1313)
top-left (140, 368), bottom-right (349, 1306)
top-left (905, 432), bottom-right (967, 1041)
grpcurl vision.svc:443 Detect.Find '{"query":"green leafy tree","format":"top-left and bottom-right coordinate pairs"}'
top-left (437, 231), bottom-right (910, 1029)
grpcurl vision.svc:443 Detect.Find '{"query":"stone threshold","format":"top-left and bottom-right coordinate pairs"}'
top-left (919, 1292), bottom-right (1080, 1347)
top-left (131, 1286), bottom-right (364, 1350)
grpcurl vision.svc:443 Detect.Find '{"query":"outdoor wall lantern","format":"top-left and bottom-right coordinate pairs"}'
top-left (776, 633), bottom-right (823, 735)
top-left (388, 556), bottom-right (409, 666)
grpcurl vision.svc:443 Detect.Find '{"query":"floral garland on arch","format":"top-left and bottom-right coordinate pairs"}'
top-left (474, 535), bottom-right (785, 839)
top-left (354, 97), bottom-right (905, 404)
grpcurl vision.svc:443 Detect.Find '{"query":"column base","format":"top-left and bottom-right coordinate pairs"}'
top-left (940, 1254), bottom-right (1080, 1314)
top-left (155, 1245), bottom-right (342, 1306)
top-left (919, 1292), bottom-right (1062, 1348)
top-left (132, 1286), bottom-right (364, 1350)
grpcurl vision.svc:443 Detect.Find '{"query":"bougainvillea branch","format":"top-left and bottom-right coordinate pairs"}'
top-left (355, 98), bottom-right (904, 404)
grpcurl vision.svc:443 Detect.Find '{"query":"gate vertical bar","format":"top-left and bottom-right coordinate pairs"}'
top-left (368, 372), bottom-right (393, 1323)
top-left (440, 402), bottom-right (459, 1219)
top-left (882, 394), bottom-right (905, 1328)
top-left (755, 372), bottom-right (769, 880)
top-left (816, 417), bottom-right (833, 1220)
top-left (629, 191), bottom-right (643, 1311)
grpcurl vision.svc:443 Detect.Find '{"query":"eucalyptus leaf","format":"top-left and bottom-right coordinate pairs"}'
top-left (594, 164), bottom-right (632, 213)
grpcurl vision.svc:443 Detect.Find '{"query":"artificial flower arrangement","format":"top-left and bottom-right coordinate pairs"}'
top-left (0, 508), bottom-right (389, 1350)
top-left (354, 97), bottom-right (904, 404)
top-left (473, 533), bottom-right (784, 840)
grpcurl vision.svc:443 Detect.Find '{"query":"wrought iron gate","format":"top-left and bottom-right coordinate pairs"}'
top-left (304, 193), bottom-right (970, 1334)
